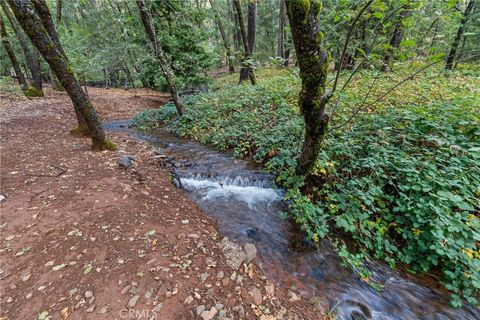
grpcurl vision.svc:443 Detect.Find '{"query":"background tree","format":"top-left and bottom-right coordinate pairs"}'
top-left (277, 0), bottom-right (286, 62)
top-left (0, 11), bottom-right (27, 90)
top-left (381, 4), bottom-right (412, 71)
top-left (1, 0), bottom-right (42, 95)
top-left (445, 0), bottom-right (476, 70)
top-left (136, 0), bottom-right (183, 116)
top-left (7, 0), bottom-right (114, 150)
top-left (209, 0), bottom-right (234, 73)
top-left (233, 0), bottom-right (256, 85)
top-left (239, 0), bottom-right (257, 82)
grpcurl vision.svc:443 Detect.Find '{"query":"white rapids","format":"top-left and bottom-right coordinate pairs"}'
top-left (180, 175), bottom-right (283, 209)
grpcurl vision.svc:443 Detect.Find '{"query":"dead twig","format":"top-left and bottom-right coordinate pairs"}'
top-left (24, 162), bottom-right (68, 178)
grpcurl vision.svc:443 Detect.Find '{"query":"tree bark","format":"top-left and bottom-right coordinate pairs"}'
top-left (209, 0), bottom-right (234, 73)
top-left (382, 6), bottom-right (411, 71)
top-left (32, 0), bottom-right (66, 57)
top-left (286, 0), bottom-right (329, 177)
top-left (277, 0), bottom-right (285, 59)
top-left (231, 1), bottom-right (241, 50)
top-left (240, 0), bottom-right (256, 82)
top-left (233, 0), bottom-right (256, 85)
top-left (56, 0), bottom-right (61, 23)
top-left (0, 11), bottom-right (27, 90)
top-left (445, 0), bottom-right (475, 70)
top-left (136, 0), bottom-right (184, 116)
top-left (1, 0), bottom-right (42, 93)
top-left (7, 0), bottom-right (114, 150)
top-left (32, 0), bottom-right (65, 91)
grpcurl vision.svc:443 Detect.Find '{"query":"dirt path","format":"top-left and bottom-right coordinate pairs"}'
top-left (0, 87), bottom-right (323, 320)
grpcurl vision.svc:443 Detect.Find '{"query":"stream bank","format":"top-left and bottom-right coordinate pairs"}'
top-left (109, 118), bottom-right (480, 320)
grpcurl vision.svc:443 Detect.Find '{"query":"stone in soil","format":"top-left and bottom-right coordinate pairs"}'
top-left (128, 295), bottom-right (141, 308)
top-left (118, 155), bottom-right (133, 168)
top-left (220, 238), bottom-right (246, 270)
top-left (249, 286), bottom-right (263, 305)
top-left (243, 243), bottom-right (257, 263)
top-left (200, 307), bottom-right (218, 320)
top-left (196, 305), bottom-right (206, 315)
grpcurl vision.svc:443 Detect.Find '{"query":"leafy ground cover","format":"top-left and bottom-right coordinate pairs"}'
top-left (133, 64), bottom-right (480, 306)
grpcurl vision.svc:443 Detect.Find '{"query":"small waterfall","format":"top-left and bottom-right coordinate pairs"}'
top-left (179, 173), bottom-right (283, 209)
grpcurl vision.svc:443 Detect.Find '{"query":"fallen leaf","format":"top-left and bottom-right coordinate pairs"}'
top-left (52, 264), bottom-right (67, 271)
top-left (61, 307), bottom-right (70, 319)
top-left (84, 263), bottom-right (93, 275)
top-left (15, 246), bottom-right (31, 256)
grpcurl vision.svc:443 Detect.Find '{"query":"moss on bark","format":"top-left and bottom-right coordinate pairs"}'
top-left (91, 139), bottom-right (117, 151)
top-left (24, 86), bottom-right (44, 97)
top-left (69, 123), bottom-right (91, 137)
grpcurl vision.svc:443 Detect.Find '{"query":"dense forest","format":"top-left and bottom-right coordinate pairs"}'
top-left (1, 0), bottom-right (479, 319)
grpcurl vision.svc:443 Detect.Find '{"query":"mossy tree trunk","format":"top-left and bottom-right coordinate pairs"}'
top-left (209, 0), bottom-right (234, 73)
top-left (7, 0), bottom-right (114, 151)
top-left (0, 11), bottom-right (27, 90)
top-left (445, 0), bottom-right (475, 70)
top-left (1, 0), bottom-right (42, 94)
top-left (233, 0), bottom-right (256, 85)
top-left (32, 0), bottom-right (65, 91)
top-left (286, 0), bottom-right (330, 177)
top-left (136, 0), bottom-right (184, 116)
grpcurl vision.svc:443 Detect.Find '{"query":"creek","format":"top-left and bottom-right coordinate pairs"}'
top-left (105, 119), bottom-right (479, 320)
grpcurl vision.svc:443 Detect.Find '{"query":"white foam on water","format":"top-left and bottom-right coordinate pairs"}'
top-left (180, 176), bottom-right (282, 209)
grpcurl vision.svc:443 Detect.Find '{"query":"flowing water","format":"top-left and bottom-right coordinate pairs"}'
top-left (105, 120), bottom-right (479, 320)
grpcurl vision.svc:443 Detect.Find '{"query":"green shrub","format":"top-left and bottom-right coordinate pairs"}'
top-left (133, 66), bottom-right (480, 306)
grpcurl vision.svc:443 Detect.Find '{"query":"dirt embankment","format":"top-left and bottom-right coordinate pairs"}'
top-left (0, 87), bottom-right (324, 320)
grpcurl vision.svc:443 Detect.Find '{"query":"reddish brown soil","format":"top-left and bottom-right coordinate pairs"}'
top-left (0, 87), bottom-right (324, 320)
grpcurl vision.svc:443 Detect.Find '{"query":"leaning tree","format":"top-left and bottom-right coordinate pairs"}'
top-left (7, 0), bottom-right (115, 150)
top-left (136, 0), bottom-right (184, 116)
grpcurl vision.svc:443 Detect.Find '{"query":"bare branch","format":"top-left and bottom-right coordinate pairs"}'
top-left (330, 52), bottom-right (480, 130)
top-left (331, 0), bottom-right (374, 96)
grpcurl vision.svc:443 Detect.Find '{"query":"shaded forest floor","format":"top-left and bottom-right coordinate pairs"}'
top-left (0, 86), bottom-right (323, 320)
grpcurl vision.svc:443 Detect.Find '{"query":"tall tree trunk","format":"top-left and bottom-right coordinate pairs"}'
top-left (209, 0), bottom-right (234, 73)
top-left (286, 0), bottom-right (329, 177)
top-left (0, 12), bottom-right (27, 90)
top-left (136, 0), bottom-right (183, 116)
top-left (445, 0), bottom-right (475, 70)
top-left (56, 0), bottom-right (61, 23)
top-left (8, 0), bottom-right (114, 150)
top-left (277, 0), bottom-right (285, 60)
top-left (382, 6), bottom-right (411, 71)
top-left (233, 0), bottom-right (256, 85)
top-left (231, 1), bottom-right (241, 50)
top-left (31, 47), bottom-right (42, 91)
top-left (1, 0), bottom-right (42, 93)
top-left (454, 29), bottom-right (468, 70)
top-left (240, 0), bottom-right (256, 82)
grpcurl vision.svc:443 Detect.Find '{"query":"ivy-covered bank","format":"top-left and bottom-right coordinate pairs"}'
top-left (134, 66), bottom-right (480, 306)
